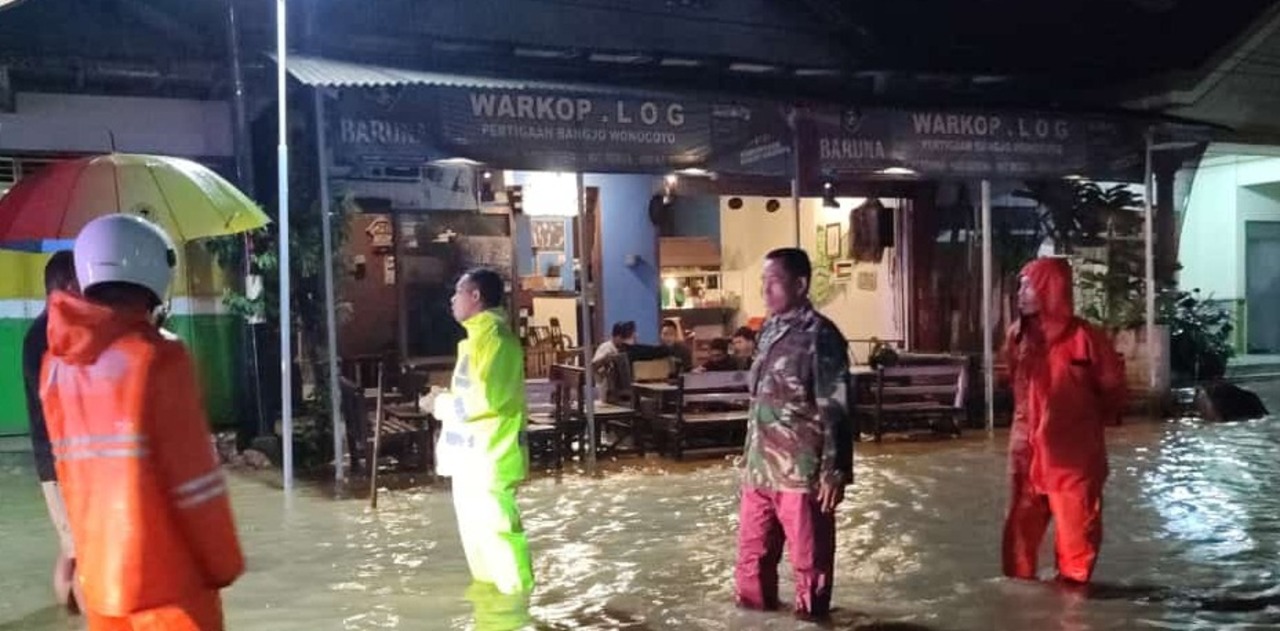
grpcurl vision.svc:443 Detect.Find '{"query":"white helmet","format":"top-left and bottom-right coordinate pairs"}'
top-left (74, 214), bottom-right (176, 302)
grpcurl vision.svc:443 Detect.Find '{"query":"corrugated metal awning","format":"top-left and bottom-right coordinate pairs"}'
top-left (281, 54), bottom-right (622, 94)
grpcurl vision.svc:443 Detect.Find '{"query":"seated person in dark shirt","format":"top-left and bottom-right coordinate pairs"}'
top-left (660, 319), bottom-right (693, 376)
top-left (688, 338), bottom-right (748, 417)
top-left (594, 321), bottom-right (674, 401)
top-left (697, 338), bottom-right (740, 372)
top-left (730, 326), bottom-right (756, 370)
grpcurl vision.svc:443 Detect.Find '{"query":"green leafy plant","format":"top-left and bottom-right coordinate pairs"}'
top-left (1014, 180), bottom-right (1140, 253)
top-left (1159, 288), bottom-right (1235, 382)
top-left (204, 151), bottom-right (355, 472)
top-left (811, 225), bottom-right (838, 306)
top-left (1016, 180), bottom-right (1148, 330)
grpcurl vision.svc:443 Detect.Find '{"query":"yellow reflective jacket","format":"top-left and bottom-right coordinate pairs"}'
top-left (433, 309), bottom-right (528, 486)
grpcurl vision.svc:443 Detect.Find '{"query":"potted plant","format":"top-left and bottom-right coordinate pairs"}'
top-left (1160, 288), bottom-right (1235, 383)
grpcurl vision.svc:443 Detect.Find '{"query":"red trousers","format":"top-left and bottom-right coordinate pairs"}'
top-left (85, 591), bottom-right (224, 631)
top-left (734, 486), bottom-right (836, 616)
top-left (1002, 474), bottom-right (1104, 583)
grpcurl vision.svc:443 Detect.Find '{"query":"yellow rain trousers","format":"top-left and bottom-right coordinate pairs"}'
top-left (433, 309), bottom-right (534, 595)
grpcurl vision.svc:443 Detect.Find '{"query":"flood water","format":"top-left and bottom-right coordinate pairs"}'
top-left (3, 384), bottom-right (1280, 630)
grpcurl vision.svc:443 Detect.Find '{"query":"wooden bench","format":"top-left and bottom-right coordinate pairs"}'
top-left (524, 376), bottom-right (575, 469)
top-left (646, 370), bottom-right (751, 460)
top-left (339, 377), bottom-right (432, 474)
top-left (857, 356), bottom-right (969, 442)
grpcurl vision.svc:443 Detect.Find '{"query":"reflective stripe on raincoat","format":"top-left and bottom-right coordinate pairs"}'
top-left (432, 309), bottom-right (528, 486)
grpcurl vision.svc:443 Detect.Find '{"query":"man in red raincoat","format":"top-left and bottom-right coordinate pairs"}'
top-left (1002, 257), bottom-right (1126, 585)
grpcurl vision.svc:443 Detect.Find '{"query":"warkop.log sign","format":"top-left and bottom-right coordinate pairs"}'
top-left (805, 107), bottom-right (1145, 182)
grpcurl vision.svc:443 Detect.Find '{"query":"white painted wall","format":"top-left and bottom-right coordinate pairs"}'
top-left (0, 92), bottom-right (232, 157)
top-left (1180, 156), bottom-right (1243, 300)
top-left (719, 196), bottom-right (798, 324)
top-left (718, 195), bottom-right (904, 343)
top-left (798, 197), bottom-right (904, 342)
top-left (1179, 152), bottom-right (1280, 301)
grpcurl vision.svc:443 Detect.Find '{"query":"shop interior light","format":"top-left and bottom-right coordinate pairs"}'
top-left (522, 171), bottom-right (580, 217)
top-left (675, 168), bottom-right (713, 178)
top-left (822, 180), bottom-right (839, 208)
top-left (878, 167), bottom-right (919, 176)
top-left (479, 170), bottom-right (495, 203)
top-left (435, 157), bottom-right (484, 166)
top-left (1063, 174), bottom-right (1087, 181)
top-left (665, 173), bottom-right (679, 187)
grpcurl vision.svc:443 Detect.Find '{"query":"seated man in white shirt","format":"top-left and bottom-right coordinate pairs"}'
top-left (592, 321), bottom-right (638, 367)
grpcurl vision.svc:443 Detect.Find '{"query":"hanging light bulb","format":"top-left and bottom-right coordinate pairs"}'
top-left (822, 179), bottom-right (839, 208)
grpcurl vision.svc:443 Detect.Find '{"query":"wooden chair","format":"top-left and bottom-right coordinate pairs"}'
top-left (342, 353), bottom-right (397, 391)
top-left (856, 355), bottom-right (969, 442)
top-left (650, 370), bottom-right (751, 460)
top-left (525, 343), bottom-right (559, 379)
top-left (340, 377), bottom-right (432, 474)
top-left (547, 363), bottom-right (636, 460)
top-left (524, 377), bottom-right (567, 468)
top-left (847, 338), bottom-right (905, 367)
top-left (525, 366), bottom-right (601, 469)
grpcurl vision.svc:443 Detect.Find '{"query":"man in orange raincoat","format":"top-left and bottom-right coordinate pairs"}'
top-left (1002, 257), bottom-right (1126, 585)
top-left (41, 215), bottom-right (244, 630)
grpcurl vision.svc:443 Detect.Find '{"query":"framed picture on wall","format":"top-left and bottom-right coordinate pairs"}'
top-left (531, 218), bottom-right (566, 251)
top-left (832, 259), bottom-right (855, 283)
top-left (825, 223), bottom-right (843, 259)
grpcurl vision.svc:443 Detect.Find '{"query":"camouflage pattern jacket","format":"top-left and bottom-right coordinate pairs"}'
top-left (743, 302), bottom-right (853, 492)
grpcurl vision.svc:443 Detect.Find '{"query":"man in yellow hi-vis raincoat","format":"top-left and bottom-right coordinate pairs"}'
top-left (426, 268), bottom-right (534, 596)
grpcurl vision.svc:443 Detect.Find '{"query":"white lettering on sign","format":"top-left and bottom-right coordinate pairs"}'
top-left (910, 113), bottom-right (1071, 141)
top-left (470, 92), bottom-right (685, 127)
top-left (339, 118), bottom-right (430, 146)
top-left (911, 113), bottom-right (1004, 137)
top-left (470, 93), bottom-right (593, 122)
top-left (819, 137), bottom-right (887, 161)
top-left (615, 101), bottom-right (684, 126)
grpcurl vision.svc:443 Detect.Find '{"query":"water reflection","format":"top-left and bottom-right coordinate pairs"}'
top-left (3, 394), bottom-right (1280, 629)
top-left (465, 582), bottom-right (532, 631)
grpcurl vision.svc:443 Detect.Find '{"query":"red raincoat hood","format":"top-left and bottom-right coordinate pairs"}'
top-left (1020, 257), bottom-right (1075, 341)
top-left (46, 291), bottom-right (153, 365)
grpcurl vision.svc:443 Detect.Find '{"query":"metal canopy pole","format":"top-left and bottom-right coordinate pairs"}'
top-left (791, 113), bottom-right (802, 246)
top-left (313, 89), bottom-right (345, 485)
top-left (1144, 129), bottom-right (1157, 392)
top-left (575, 172), bottom-right (598, 475)
top-left (276, 0), bottom-right (294, 492)
top-left (981, 180), bottom-right (994, 433)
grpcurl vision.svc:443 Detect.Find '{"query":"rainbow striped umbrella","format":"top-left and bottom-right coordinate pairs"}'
top-left (0, 153), bottom-right (269, 243)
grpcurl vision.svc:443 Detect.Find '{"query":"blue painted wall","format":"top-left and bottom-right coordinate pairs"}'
top-left (585, 174), bottom-right (661, 344)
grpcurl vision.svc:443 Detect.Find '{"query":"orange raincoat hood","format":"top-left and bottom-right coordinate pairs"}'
top-left (46, 291), bottom-right (154, 366)
top-left (1019, 257), bottom-right (1074, 342)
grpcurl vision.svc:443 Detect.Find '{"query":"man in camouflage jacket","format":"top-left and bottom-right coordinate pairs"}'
top-left (735, 248), bottom-right (853, 621)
